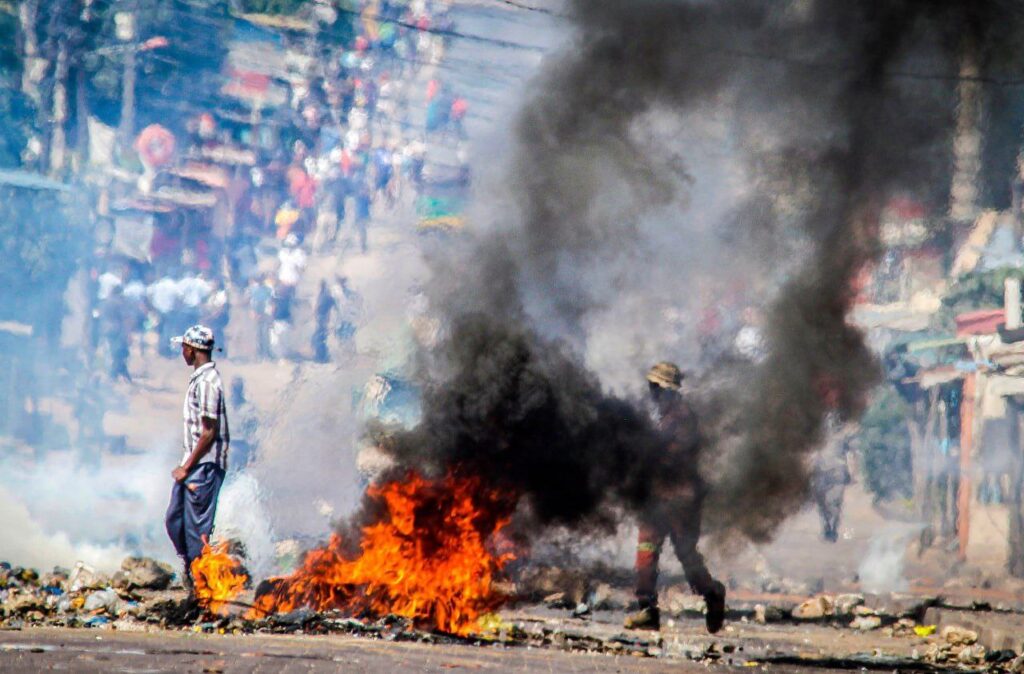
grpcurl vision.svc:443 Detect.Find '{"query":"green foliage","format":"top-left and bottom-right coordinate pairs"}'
top-left (78, 0), bottom-right (233, 129)
top-left (858, 386), bottom-right (914, 502)
top-left (0, 3), bottom-right (20, 72)
top-left (0, 82), bottom-right (36, 168)
top-left (237, 0), bottom-right (308, 14)
top-left (0, 3), bottom-right (34, 169)
top-left (936, 266), bottom-right (1019, 330)
top-left (0, 189), bottom-right (89, 326)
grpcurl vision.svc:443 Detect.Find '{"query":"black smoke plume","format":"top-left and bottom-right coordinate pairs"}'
top-left (376, 314), bottom-right (665, 527)
top-left (371, 0), bottom-right (1023, 542)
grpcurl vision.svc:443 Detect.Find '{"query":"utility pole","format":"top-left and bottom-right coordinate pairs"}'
top-left (75, 0), bottom-right (96, 167)
top-left (76, 67), bottom-right (89, 166)
top-left (949, 36), bottom-right (983, 224)
top-left (1009, 397), bottom-right (1024, 577)
top-left (957, 371), bottom-right (975, 561)
top-left (116, 10), bottom-right (137, 149)
top-left (19, 0), bottom-right (41, 104)
top-left (49, 39), bottom-right (70, 173)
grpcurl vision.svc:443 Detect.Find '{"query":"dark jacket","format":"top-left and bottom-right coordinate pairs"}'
top-left (652, 394), bottom-right (704, 501)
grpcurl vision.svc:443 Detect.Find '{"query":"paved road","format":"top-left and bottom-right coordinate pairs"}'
top-left (0, 627), bottom-right (808, 673)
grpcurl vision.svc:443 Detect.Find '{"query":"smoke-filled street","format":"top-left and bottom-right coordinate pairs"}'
top-left (5, 0), bottom-right (1024, 672)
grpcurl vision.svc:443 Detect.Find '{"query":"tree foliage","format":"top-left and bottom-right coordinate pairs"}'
top-left (858, 386), bottom-right (914, 502)
top-left (0, 80), bottom-right (37, 169)
top-left (0, 187), bottom-right (89, 328)
top-left (0, 4), bottom-right (36, 169)
top-left (77, 0), bottom-right (233, 130)
top-left (937, 266), bottom-right (1019, 329)
top-left (236, 0), bottom-right (308, 14)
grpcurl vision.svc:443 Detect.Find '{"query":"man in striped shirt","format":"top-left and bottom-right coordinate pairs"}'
top-left (165, 325), bottom-right (230, 591)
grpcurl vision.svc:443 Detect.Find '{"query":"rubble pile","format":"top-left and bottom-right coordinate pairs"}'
top-left (4, 555), bottom-right (1024, 671)
top-left (212, 609), bottom-right (664, 658)
top-left (749, 591), bottom-right (933, 627)
top-left (741, 593), bottom-right (1024, 672)
top-left (0, 556), bottom-right (660, 658)
top-left (518, 565), bottom-right (631, 614)
top-left (0, 558), bottom-right (177, 630)
top-left (912, 625), bottom-right (1024, 671)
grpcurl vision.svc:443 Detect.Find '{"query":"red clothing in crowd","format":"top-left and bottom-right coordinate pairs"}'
top-left (287, 167), bottom-right (317, 210)
top-left (451, 97), bottom-right (468, 120)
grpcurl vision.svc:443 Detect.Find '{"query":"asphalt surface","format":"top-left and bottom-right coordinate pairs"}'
top-left (0, 626), bottom-right (806, 674)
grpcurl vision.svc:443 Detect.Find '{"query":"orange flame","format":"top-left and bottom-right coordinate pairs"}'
top-left (191, 542), bottom-right (249, 615)
top-left (250, 471), bottom-right (515, 635)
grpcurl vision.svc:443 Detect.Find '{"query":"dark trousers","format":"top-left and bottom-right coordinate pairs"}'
top-left (811, 467), bottom-right (849, 542)
top-left (312, 325), bottom-right (330, 363)
top-left (813, 481), bottom-right (846, 542)
top-left (635, 496), bottom-right (717, 608)
top-left (165, 463), bottom-right (225, 565)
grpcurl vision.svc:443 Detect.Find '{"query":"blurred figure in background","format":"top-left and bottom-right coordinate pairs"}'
top-left (246, 275), bottom-right (275, 361)
top-left (228, 377), bottom-right (258, 470)
top-left (811, 376), bottom-right (858, 543)
top-left (811, 419), bottom-right (857, 543)
top-left (101, 285), bottom-right (132, 383)
top-left (312, 279), bottom-right (337, 364)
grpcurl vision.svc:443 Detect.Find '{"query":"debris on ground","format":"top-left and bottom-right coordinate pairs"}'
top-left (112, 557), bottom-right (174, 591)
top-left (1, 557), bottom-right (1022, 671)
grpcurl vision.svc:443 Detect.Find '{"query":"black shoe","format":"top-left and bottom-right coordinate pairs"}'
top-left (704, 581), bottom-right (726, 634)
top-left (624, 606), bottom-right (660, 630)
top-left (182, 564), bottom-right (195, 594)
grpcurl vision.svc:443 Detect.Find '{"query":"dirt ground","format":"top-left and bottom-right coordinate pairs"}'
top-left (0, 624), bottom-right (829, 674)
top-left (7, 582), bottom-right (1024, 673)
top-left (0, 610), bottom-right (937, 674)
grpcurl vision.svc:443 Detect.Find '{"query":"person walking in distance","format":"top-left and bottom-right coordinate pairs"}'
top-left (164, 325), bottom-right (230, 593)
top-left (625, 361), bottom-right (726, 633)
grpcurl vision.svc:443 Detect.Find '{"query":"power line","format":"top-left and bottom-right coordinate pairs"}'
top-left (706, 43), bottom-right (1024, 87)
top-left (489, 0), bottom-right (562, 17)
top-left (332, 5), bottom-right (547, 53)
top-left (85, 4), bottom-right (1024, 88)
top-left (481, 0), bottom-right (1024, 87)
top-left (122, 4), bottom-right (548, 53)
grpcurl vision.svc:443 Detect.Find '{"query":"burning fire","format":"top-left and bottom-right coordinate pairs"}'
top-left (250, 471), bottom-right (515, 635)
top-left (191, 542), bottom-right (249, 615)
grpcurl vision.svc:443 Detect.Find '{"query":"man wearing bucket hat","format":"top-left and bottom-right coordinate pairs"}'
top-left (624, 361), bottom-right (726, 633)
top-left (165, 325), bottom-right (230, 592)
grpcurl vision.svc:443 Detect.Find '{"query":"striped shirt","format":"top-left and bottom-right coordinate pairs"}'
top-left (182, 362), bottom-right (230, 470)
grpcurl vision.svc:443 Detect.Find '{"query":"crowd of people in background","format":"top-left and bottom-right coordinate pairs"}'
top-left (85, 0), bottom-right (465, 377)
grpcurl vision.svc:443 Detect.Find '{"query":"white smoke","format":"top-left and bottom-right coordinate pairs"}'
top-left (0, 486), bottom-right (127, 571)
top-left (857, 523), bottom-right (919, 594)
top-left (214, 473), bottom-right (277, 580)
top-left (252, 232), bottom-right (429, 539)
top-left (0, 447), bottom-right (177, 572)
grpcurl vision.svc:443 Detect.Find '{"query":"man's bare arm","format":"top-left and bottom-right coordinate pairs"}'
top-left (172, 417), bottom-right (219, 482)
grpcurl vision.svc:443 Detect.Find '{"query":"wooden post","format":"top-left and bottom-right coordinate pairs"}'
top-left (119, 47), bottom-right (136, 148)
top-left (19, 0), bottom-right (40, 103)
top-left (939, 397), bottom-right (955, 539)
top-left (1006, 277), bottom-right (1022, 329)
top-left (116, 11), bottom-right (137, 149)
top-left (49, 39), bottom-right (69, 173)
top-left (958, 373), bottom-right (976, 560)
top-left (919, 389), bottom-right (940, 551)
top-left (950, 36), bottom-right (983, 223)
top-left (1007, 397), bottom-right (1024, 577)
top-left (76, 67), bottom-right (89, 165)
